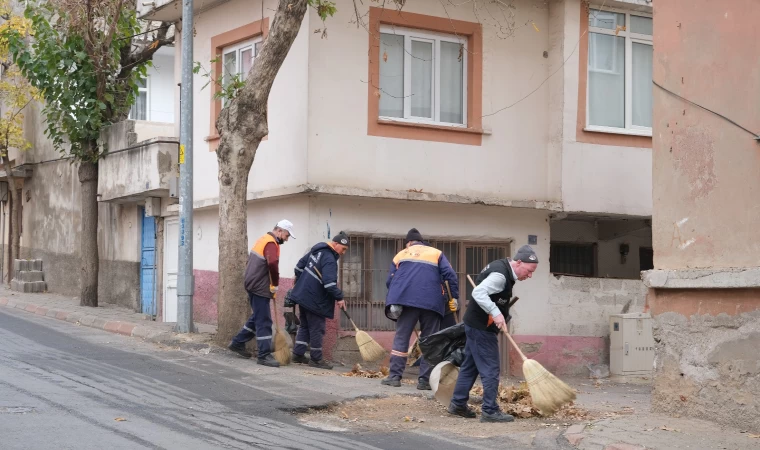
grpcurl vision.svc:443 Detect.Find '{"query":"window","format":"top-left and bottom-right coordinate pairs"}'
top-left (221, 39), bottom-right (262, 107)
top-left (129, 78), bottom-right (148, 121)
top-left (639, 247), bottom-right (653, 271)
top-left (339, 235), bottom-right (510, 330)
top-left (586, 9), bottom-right (652, 135)
top-left (550, 243), bottom-right (597, 277)
top-left (378, 26), bottom-right (467, 127)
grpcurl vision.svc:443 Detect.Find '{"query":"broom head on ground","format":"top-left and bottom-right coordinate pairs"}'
top-left (271, 292), bottom-right (292, 366)
top-left (523, 359), bottom-right (576, 415)
top-left (343, 309), bottom-right (385, 362)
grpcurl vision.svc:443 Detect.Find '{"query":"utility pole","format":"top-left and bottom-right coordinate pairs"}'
top-left (177, 0), bottom-right (194, 333)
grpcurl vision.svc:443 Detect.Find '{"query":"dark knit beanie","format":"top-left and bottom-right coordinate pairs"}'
top-left (514, 245), bottom-right (538, 263)
top-left (332, 231), bottom-right (350, 246)
top-left (405, 228), bottom-right (424, 243)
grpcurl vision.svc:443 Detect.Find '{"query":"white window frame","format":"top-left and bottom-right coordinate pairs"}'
top-left (128, 77), bottom-right (150, 121)
top-left (221, 37), bottom-right (263, 107)
top-left (585, 7), bottom-right (653, 137)
top-left (379, 25), bottom-right (468, 128)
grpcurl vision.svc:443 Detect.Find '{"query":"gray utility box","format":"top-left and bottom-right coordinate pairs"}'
top-left (609, 313), bottom-right (655, 376)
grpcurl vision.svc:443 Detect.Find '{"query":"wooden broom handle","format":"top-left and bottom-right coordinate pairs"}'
top-left (341, 308), bottom-right (361, 332)
top-left (466, 274), bottom-right (528, 362)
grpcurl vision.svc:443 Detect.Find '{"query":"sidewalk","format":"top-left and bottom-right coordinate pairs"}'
top-left (0, 287), bottom-right (216, 348)
top-left (2, 287), bottom-right (758, 449)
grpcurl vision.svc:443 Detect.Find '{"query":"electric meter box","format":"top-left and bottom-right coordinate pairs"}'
top-left (609, 313), bottom-right (655, 376)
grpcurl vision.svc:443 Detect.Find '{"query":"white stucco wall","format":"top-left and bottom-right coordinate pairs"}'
top-left (559, 0), bottom-right (653, 217)
top-left (146, 46), bottom-right (176, 124)
top-left (185, 0), bottom-right (310, 204)
top-left (305, 0), bottom-right (557, 203)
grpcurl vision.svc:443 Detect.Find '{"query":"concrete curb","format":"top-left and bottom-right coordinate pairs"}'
top-left (0, 297), bottom-right (212, 349)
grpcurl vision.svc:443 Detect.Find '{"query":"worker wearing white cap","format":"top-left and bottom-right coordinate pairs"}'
top-left (229, 219), bottom-right (295, 367)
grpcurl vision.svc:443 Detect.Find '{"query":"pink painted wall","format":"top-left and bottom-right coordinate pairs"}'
top-left (192, 271), bottom-right (295, 328)
top-left (510, 335), bottom-right (606, 377)
top-left (652, 0), bottom-right (760, 270)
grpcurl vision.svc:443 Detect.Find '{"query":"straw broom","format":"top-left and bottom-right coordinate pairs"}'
top-left (342, 309), bottom-right (386, 362)
top-left (466, 275), bottom-right (576, 416)
top-left (270, 276), bottom-right (292, 366)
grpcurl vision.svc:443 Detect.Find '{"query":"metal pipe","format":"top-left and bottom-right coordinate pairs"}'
top-left (176, 0), bottom-right (194, 333)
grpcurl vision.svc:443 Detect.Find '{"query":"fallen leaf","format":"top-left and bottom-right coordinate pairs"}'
top-left (660, 426), bottom-right (681, 432)
top-left (114, 417), bottom-right (127, 422)
top-left (749, 434), bottom-right (760, 439)
top-left (532, 22), bottom-right (540, 32)
top-left (383, 51), bottom-right (388, 62)
top-left (340, 410), bottom-right (348, 419)
top-left (680, 395), bottom-right (687, 402)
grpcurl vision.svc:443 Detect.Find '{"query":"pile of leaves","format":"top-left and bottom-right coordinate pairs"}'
top-left (470, 382), bottom-right (591, 420)
top-left (342, 364), bottom-right (389, 379)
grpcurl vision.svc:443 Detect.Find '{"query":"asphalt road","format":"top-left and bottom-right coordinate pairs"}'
top-left (0, 307), bottom-right (481, 450)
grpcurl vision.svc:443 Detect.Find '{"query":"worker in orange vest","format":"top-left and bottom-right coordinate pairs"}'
top-left (229, 219), bottom-right (295, 367)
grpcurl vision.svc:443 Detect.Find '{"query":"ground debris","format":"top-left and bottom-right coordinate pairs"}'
top-left (469, 382), bottom-right (592, 420)
top-left (341, 364), bottom-right (389, 379)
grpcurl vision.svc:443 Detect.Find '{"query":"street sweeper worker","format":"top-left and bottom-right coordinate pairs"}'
top-left (382, 228), bottom-right (460, 390)
top-left (448, 245), bottom-right (538, 423)
top-left (229, 220), bottom-right (296, 367)
top-left (289, 231), bottom-right (349, 370)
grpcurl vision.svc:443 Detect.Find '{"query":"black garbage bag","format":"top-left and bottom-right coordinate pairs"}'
top-left (418, 322), bottom-right (466, 367)
top-left (446, 346), bottom-right (466, 366)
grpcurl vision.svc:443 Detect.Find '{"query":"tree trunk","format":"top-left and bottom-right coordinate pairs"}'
top-left (2, 155), bottom-right (19, 282)
top-left (214, 0), bottom-right (308, 345)
top-left (78, 159), bottom-right (99, 307)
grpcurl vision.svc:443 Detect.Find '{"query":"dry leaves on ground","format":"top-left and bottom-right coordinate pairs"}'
top-left (470, 382), bottom-right (592, 420)
top-left (341, 364), bottom-right (389, 379)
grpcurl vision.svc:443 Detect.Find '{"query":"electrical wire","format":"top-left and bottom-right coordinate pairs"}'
top-left (653, 80), bottom-right (760, 140)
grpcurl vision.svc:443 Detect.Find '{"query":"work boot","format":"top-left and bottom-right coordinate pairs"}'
top-left (292, 353), bottom-right (309, 365)
top-left (257, 354), bottom-right (280, 367)
top-left (228, 343), bottom-right (252, 359)
top-left (308, 359), bottom-right (334, 370)
top-left (480, 410), bottom-right (515, 423)
top-left (381, 376), bottom-right (402, 387)
top-left (417, 378), bottom-right (432, 390)
top-left (447, 403), bottom-right (476, 419)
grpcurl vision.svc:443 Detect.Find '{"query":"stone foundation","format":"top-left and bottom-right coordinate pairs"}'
top-left (649, 288), bottom-right (760, 432)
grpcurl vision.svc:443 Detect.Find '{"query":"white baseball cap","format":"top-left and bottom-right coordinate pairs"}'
top-left (276, 219), bottom-right (295, 238)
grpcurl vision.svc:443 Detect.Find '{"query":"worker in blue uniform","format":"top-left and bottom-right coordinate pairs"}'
top-left (382, 228), bottom-right (459, 390)
top-left (448, 245), bottom-right (538, 423)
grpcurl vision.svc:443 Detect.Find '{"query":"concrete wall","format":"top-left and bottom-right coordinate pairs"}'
top-left (146, 46), bottom-right (175, 123)
top-left (306, 0), bottom-right (558, 203)
top-left (15, 105), bottom-right (144, 310)
top-left (557, 0), bottom-right (653, 217)
top-left (649, 0), bottom-right (760, 432)
top-left (187, 0), bottom-right (310, 204)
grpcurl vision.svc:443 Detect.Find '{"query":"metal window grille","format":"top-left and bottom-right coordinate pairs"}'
top-left (639, 247), bottom-right (653, 271)
top-left (550, 242), bottom-right (597, 277)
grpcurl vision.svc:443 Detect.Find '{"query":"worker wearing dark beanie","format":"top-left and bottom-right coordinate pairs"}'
top-left (383, 228), bottom-right (460, 391)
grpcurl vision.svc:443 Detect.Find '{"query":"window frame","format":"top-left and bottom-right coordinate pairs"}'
top-left (128, 77), bottom-right (150, 121)
top-left (585, 7), bottom-right (653, 137)
top-left (378, 25), bottom-right (469, 128)
top-left (220, 38), bottom-right (263, 108)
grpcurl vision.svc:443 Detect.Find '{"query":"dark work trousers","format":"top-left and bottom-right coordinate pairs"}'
top-left (231, 293), bottom-right (273, 359)
top-left (293, 307), bottom-right (327, 361)
top-left (389, 306), bottom-right (441, 381)
top-left (450, 325), bottom-right (501, 414)
top-left (440, 312), bottom-right (457, 330)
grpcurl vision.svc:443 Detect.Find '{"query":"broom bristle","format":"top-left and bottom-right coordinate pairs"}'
top-left (522, 359), bottom-right (576, 416)
top-left (272, 329), bottom-right (292, 365)
top-left (356, 330), bottom-right (386, 362)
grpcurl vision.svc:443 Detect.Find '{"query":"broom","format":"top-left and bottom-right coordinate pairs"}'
top-left (269, 276), bottom-right (291, 366)
top-left (466, 275), bottom-right (576, 416)
top-left (341, 308), bottom-right (386, 362)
